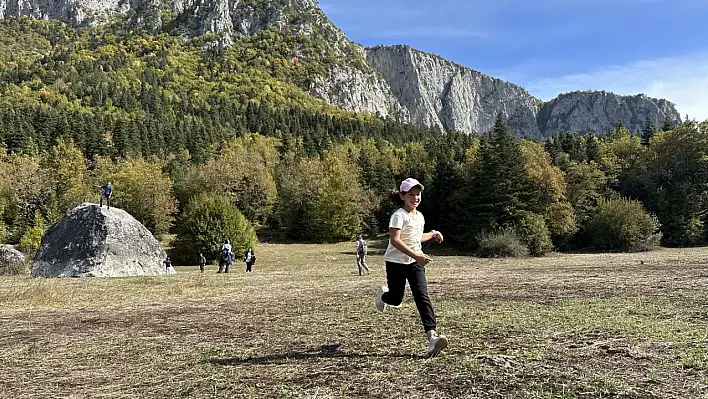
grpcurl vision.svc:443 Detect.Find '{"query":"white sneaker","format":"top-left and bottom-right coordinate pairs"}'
top-left (427, 334), bottom-right (449, 358)
top-left (375, 286), bottom-right (388, 312)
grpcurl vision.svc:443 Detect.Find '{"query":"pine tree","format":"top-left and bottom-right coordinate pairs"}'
top-left (585, 132), bottom-right (600, 163)
top-left (662, 119), bottom-right (675, 131)
top-left (453, 114), bottom-right (535, 247)
top-left (641, 119), bottom-right (657, 146)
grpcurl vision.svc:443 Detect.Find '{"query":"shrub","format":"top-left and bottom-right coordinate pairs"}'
top-left (18, 212), bottom-right (45, 254)
top-left (476, 228), bottom-right (529, 258)
top-left (172, 193), bottom-right (257, 265)
top-left (515, 211), bottom-right (553, 256)
top-left (586, 198), bottom-right (662, 252)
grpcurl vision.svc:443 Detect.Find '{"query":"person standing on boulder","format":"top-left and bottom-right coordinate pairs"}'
top-left (97, 182), bottom-right (113, 209)
top-left (199, 252), bottom-right (207, 273)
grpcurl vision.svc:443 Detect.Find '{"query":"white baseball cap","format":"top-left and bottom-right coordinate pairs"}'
top-left (400, 178), bottom-right (424, 192)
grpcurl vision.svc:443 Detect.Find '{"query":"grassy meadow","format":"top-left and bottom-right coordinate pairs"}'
top-left (1, 240), bottom-right (707, 398)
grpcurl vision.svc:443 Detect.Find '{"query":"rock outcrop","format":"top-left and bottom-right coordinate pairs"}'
top-left (538, 91), bottom-right (682, 136)
top-left (0, 0), bottom-right (683, 137)
top-left (31, 204), bottom-right (168, 278)
top-left (0, 244), bottom-right (27, 275)
top-left (366, 45), bottom-right (544, 138)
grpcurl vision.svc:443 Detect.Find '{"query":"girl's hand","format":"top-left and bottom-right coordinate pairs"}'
top-left (414, 253), bottom-right (433, 265)
top-left (435, 231), bottom-right (444, 243)
top-left (431, 230), bottom-right (444, 243)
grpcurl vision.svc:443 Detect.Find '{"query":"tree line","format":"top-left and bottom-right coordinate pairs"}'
top-left (1, 113), bottom-right (706, 262)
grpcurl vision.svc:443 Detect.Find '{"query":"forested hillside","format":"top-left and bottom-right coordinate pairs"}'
top-left (0, 17), bottom-right (706, 262)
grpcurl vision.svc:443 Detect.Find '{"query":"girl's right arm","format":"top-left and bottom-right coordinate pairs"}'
top-left (390, 228), bottom-right (432, 265)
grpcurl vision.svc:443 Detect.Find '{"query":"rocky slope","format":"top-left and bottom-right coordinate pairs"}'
top-left (538, 91), bottom-right (681, 136)
top-left (0, 0), bottom-right (682, 136)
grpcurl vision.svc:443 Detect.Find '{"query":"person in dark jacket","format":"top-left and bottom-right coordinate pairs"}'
top-left (244, 248), bottom-right (256, 273)
top-left (199, 252), bottom-right (207, 273)
top-left (97, 182), bottom-right (113, 209)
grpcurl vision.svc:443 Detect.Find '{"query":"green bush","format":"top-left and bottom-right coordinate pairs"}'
top-left (18, 212), bottom-right (45, 253)
top-left (172, 193), bottom-right (257, 265)
top-left (515, 211), bottom-right (553, 256)
top-left (682, 216), bottom-right (704, 246)
top-left (586, 198), bottom-right (662, 252)
top-left (476, 228), bottom-right (529, 258)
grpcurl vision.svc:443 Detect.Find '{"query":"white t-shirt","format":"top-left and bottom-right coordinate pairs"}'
top-left (383, 208), bottom-right (425, 264)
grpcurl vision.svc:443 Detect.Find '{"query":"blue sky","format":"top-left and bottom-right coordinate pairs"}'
top-left (319, 0), bottom-right (708, 120)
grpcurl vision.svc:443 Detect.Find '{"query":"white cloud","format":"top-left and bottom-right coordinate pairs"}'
top-left (523, 52), bottom-right (708, 121)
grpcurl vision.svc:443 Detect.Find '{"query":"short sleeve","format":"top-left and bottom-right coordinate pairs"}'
top-left (389, 211), bottom-right (405, 230)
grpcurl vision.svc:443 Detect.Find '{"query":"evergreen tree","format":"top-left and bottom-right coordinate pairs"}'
top-left (641, 119), bottom-right (657, 146)
top-left (662, 119), bottom-right (675, 131)
top-left (452, 115), bottom-right (535, 248)
top-left (585, 132), bottom-right (601, 164)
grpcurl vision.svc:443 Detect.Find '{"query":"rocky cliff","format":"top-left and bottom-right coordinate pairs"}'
top-left (366, 45), bottom-right (543, 138)
top-left (538, 91), bottom-right (681, 136)
top-left (0, 0), bottom-right (682, 137)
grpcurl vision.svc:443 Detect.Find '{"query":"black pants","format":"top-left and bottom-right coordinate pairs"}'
top-left (218, 259), bottom-right (231, 273)
top-left (381, 261), bottom-right (436, 332)
top-left (199, 264), bottom-right (205, 273)
top-left (100, 194), bottom-right (111, 208)
top-left (246, 262), bottom-right (253, 272)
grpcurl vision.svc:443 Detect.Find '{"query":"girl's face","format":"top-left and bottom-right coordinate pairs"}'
top-left (401, 187), bottom-right (422, 211)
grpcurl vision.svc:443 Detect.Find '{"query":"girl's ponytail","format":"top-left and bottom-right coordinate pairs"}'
top-left (390, 189), bottom-right (404, 206)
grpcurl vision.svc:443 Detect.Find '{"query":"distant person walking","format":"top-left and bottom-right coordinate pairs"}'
top-left (375, 178), bottom-right (448, 358)
top-left (243, 248), bottom-right (256, 273)
top-left (96, 182), bottom-right (113, 209)
top-left (356, 235), bottom-right (370, 276)
top-left (199, 252), bottom-right (207, 273)
top-left (218, 239), bottom-right (233, 273)
top-left (164, 256), bottom-right (176, 275)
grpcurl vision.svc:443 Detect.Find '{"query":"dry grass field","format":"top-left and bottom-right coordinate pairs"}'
top-left (1, 240), bottom-right (707, 398)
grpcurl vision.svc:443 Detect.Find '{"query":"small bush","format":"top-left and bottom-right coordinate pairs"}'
top-left (682, 217), bottom-right (704, 246)
top-left (18, 212), bottom-right (45, 254)
top-left (586, 198), bottom-right (662, 252)
top-left (515, 211), bottom-right (553, 256)
top-left (476, 228), bottom-right (529, 258)
top-left (18, 225), bottom-right (43, 253)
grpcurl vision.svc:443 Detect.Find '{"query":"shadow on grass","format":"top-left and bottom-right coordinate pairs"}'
top-left (209, 344), bottom-right (426, 365)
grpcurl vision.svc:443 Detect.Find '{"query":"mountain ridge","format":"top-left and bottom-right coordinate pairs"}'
top-left (0, 0), bottom-right (682, 137)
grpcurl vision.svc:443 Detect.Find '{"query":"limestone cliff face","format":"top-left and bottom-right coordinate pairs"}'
top-left (0, 0), bottom-right (123, 26)
top-left (308, 62), bottom-right (408, 120)
top-left (0, 0), bottom-right (683, 136)
top-left (538, 91), bottom-right (681, 136)
top-left (0, 0), bottom-right (310, 32)
top-left (366, 45), bottom-right (543, 138)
